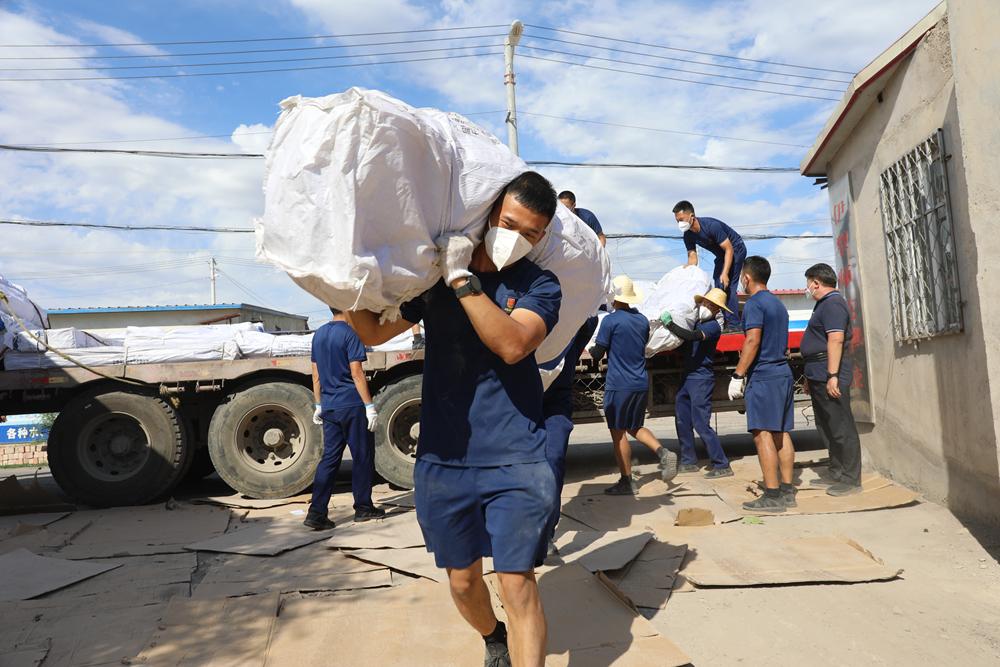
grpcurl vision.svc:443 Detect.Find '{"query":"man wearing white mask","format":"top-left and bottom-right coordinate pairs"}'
top-left (672, 200), bottom-right (746, 331)
top-left (347, 171), bottom-right (561, 667)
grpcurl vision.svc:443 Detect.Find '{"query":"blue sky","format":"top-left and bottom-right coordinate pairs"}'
top-left (0, 0), bottom-right (941, 326)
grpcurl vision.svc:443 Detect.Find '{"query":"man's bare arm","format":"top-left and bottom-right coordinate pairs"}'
top-left (719, 239), bottom-right (734, 288)
top-left (349, 360), bottom-right (373, 404)
top-left (735, 328), bottom-right (762, 377)
top-left (311, 362), bottom-right (322, 404)
top-left (344, 310), bottom-right (413, 346)
top-left (456, 294), bottom-right (547, 365)
top-left (686, 249), bottom-right (699, 266)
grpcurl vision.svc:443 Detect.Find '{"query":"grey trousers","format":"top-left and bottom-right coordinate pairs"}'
top-left (808, 380), bottom-right (863, 486)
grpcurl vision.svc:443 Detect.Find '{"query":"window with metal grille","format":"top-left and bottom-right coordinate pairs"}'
top-left (878, 129), bottom-right (963, 343)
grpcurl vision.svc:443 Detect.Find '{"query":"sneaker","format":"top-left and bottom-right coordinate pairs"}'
top-left (484, 641), bottom-right (511, 667)
top-left (826, 482), bottom-right (862, 497)
top-left (742, 493), bottom-right (787, 513)
top-left (604, 477), bottom-right (639, 496)
top-left (704, 466), bottom-right (734, 479)
top-left (354, 505), bottom-right (387, 522)
top-left (303, 514), bottom-right (337, 531)
top-left (808, 470), bottom-right (842, 488)
top-left (677, 464), bottom-right (701, 474)
top-left (780, 483), bottom-right (798, 508)
top-left (658, 448), bottom-right (679, 482)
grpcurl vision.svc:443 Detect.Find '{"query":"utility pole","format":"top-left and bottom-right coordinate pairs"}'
top-left (504, 20), bottom-right (524, 156)
top-left (209, 257), bottom-right (217, 305)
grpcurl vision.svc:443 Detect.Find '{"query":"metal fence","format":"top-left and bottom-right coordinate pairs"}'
top-left (879, 128), bottom-right (963, 343)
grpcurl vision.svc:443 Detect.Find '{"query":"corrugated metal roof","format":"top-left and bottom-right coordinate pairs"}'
top-left (48, 303), bottom-right (308, 319)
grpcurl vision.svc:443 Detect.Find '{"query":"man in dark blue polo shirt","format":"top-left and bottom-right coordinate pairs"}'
top-left (673, 200), bottom-right (746, 330)
top-left (347, 172), bottom-right (561, 667)
top-left (660, 287), bottom-right (733, 477)
top-left (589, 275), bottom-right (677, 495)
top-left (306, 308), bottom-right (385, 530)
top-left (558, 190), bottom-right (606, 247)
top-left (801, 263), bottom-right (862, 496)
top-left (728, 256), bottom-right (796, 513)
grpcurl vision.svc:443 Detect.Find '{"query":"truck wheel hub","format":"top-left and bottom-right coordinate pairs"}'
top-left (262, 428), bottom-right (284, 448)
top-left (236, 404), bottom-right (304, 474)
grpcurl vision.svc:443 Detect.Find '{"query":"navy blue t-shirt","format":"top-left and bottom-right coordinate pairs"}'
top-left (575, 208), bottom-right (604, 237)
top-left (680, 318), bottom-right (722, 378)
top-left (742, 290), bottom-right (791, 379)
top-left (311, 321), bottom-right (367, 410)
top-left (683, 217), bottom-right (746, 261)
top-left (595, 307), bottom-right (649, 392)
top-left (400, 259), bottom-right (561, 467)
top-left (800, 291), bottom-right (852, 385)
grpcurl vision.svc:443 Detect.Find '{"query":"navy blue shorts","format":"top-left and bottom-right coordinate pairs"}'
top-left (745, 373), bottom-right (795, 433)
top-left (413, 459), bottom-right (557, 572)
top-left (603, 390), bottom-right (648, 430)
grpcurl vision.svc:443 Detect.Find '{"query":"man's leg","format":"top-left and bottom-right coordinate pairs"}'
top-left (497, 571), bottom-right (546, 667)
top-left (725, 254), bottom-right (744, 328)
top-left (809, 380), bottom-right (842, 479)
top-left (543, 413), bottom-right (573, 538)
top-left (690, 377), bottom-right (729, 469)
top-left (832, 385), bottom-right (863, 485)
top-left (306, 416), bottom-right (348, 522)
top-left (777, 431), bottom-right (795, 485)
top-left (674, 381), bottom-right (698, 466)
top-left (342, 405), bottom-right (376, 510)
top-left (753, 430), bottom-right (780, 489)
top-left (447, 559), bottom-right (498, 635)
top-left (610, 428), bottom-right (630, 477)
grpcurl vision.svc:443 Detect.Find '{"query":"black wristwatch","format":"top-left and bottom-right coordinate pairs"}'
top-left (731, 372), bottom-right (744, 380)
top-left (453, 274), bottom-right (482, 299)
top-left (827, 371), bottom-right (839, 379)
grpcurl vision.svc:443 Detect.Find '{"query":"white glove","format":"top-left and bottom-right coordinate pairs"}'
top-left (365, 403), bottom-right (378, 432)
top-left (727, 375), bottom-right (746, 401)
top-left (434, 233), bottom-right (475, 286)
top-left (312, 404), bottom-right (323, 425)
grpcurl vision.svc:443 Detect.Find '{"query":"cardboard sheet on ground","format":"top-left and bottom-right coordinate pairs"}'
top-left (561, 473), bottom-right (711, 499)
top-left (53, 503), bottom-right (230, 559)
top-left (371, 489), bottom-right (416, 508)
top-left (0, 642), bottom-right (49, 667)
top-left (324, 511), bottom-right (425, 549)
top-left (605, 541), bottom-right (688, 609)
top-left (554, 530), bottom-right (653, 572)
top-left (0, 475), bottom-right (73, 515)
top-left (680, 532), bottom-right (902, 586)
top-left (538, 564), bottom-right (690, 666)
top-left (134, 593), bottom-right (279, 667)
top-left (194, 546), bottom-right (389, 597)
top-left (0, 512), bottom-right (69, 537)
top-left (560, 492), bottom-right (739, 532)
top-left (715, 472), bottom-right (920, 516)
top-left (0, 601), bottom-right (164, 667)
top-left (42, 552), bottom-right (196, 607)
top-left (0, 549), bottom-right (121, 601)
top-left (185, 518), bottom-right (330, 555)
top-left (344, 546), bottom-right (442, 582)
top-left (264, 581), bottom-right (489, 666)
top-left (190, 492), bottom-right (312, 509)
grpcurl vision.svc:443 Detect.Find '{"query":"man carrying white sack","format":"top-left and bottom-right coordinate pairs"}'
top-left (348, 172), bottom-right (562, 667)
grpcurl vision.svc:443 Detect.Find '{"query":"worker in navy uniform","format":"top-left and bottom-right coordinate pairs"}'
top-left (801, 263), bottom-right (863, 496)
top-left (659, 287), bottom-right (733, 478)
top-left (305, 308), bottom-right (386, 530)
top-left (348, 172), bottom-right (561, 667)
top-left (589, 275), bottom-right (678, 496)
top-left (727, 256), bottom-right (797, 513)
top-left (672, 200), bottom-right (746, 331)
top-left (558, 190), bottom-right (607, 247)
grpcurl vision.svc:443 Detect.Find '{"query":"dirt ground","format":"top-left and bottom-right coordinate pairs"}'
top-left (2, 414), bottom-right (999, 666)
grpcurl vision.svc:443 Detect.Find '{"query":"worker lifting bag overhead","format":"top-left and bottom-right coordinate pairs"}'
top-left (256, 87), bottom-right (612, 365)
top-left (640, 265), bottom-right (715, 355)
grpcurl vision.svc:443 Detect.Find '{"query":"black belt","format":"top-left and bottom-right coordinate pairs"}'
top-left (803, 352), bottom-right (828, 363)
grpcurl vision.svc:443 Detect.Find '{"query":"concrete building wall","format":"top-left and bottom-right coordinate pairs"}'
top-left (823, 9), bottom-right (1000, 525)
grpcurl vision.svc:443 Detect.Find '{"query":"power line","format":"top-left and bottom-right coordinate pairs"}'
top-left (531, 161), bottom-right (798, 172)
top-left (524, 35), bottom-right (852, 84)
top-left (0, 42), bottom-right (503, 72)
top-left (525, 25), bottom-right (855, 75)
top-left (0, 218), bottom-right (254, 233)
top-left (0, 25), bottom-right (508, 48)
top-left (521, 54), bottom-right (841, 102)
top-left (25, 131), bottom-right (272, 146)
top-left (0, 50), bottom-right (500, 82)
top-left (607, 233), bottom-right (832, 240)
top-left (0, 143), bottom-right (261, 159)
top-left (522, 44), bottom-right (844, 94)
top-left (0, 33), bottom-right (507, 61)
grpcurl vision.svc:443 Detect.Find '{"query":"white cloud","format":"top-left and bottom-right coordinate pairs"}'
top-left (231, 123), bottom-right (273, 153)
top-left (71, 18), bottom-right (170, 56)
top-left (287, 0), bottom-right (430, 33)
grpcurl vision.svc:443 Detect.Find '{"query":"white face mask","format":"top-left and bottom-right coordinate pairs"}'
top-left (677, 220), bottom-right (692, 233)
top-left (485, 225), bottom-right (533, 270)
top-left (697, 305), bottom-right (714, 321)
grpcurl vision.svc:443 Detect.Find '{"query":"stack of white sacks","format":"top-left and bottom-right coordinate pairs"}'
top-left (256, 87), bottom-right (614, 370)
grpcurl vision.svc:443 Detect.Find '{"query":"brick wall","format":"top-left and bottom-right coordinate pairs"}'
top-left (0, 443), bottom-right (48, 467)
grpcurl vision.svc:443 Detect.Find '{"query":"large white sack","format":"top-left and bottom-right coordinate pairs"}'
top-left (9, 327), bottom-right (105, 352)
top-left (257, 87), bottom-right (524, 316)
top-left (3, 346), bottom-right (127, 370)
top-left (257, 87), bottom-right (611, 365)
top-left (639, 265), bottom-right (713, 356)
top-left (0, 276), bottom-right (48, 331)
top-left (124, 343), bottom-right (236, 366)
top-left (235, 330), bottom-right (313, 358)
top-left (124, 322), bottom-right (262, 348)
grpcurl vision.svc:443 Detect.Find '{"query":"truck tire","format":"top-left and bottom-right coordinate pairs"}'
top-left (207, 381), bottom-right (322, 499)
top-left (47, 388), bottom-right (192, 507)
top-left (373, 375), bottom-right (421, 489)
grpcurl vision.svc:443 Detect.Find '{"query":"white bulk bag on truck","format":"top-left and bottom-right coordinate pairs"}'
top-left (257, 87), bottom-right (611, 365)
top-left (637, 265), bottom-right (713, 356)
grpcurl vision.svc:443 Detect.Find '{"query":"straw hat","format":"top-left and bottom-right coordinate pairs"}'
top-left (694, 287), bottom-right (733, 313)
top-left (612, 275), bottom-right (644, 305)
